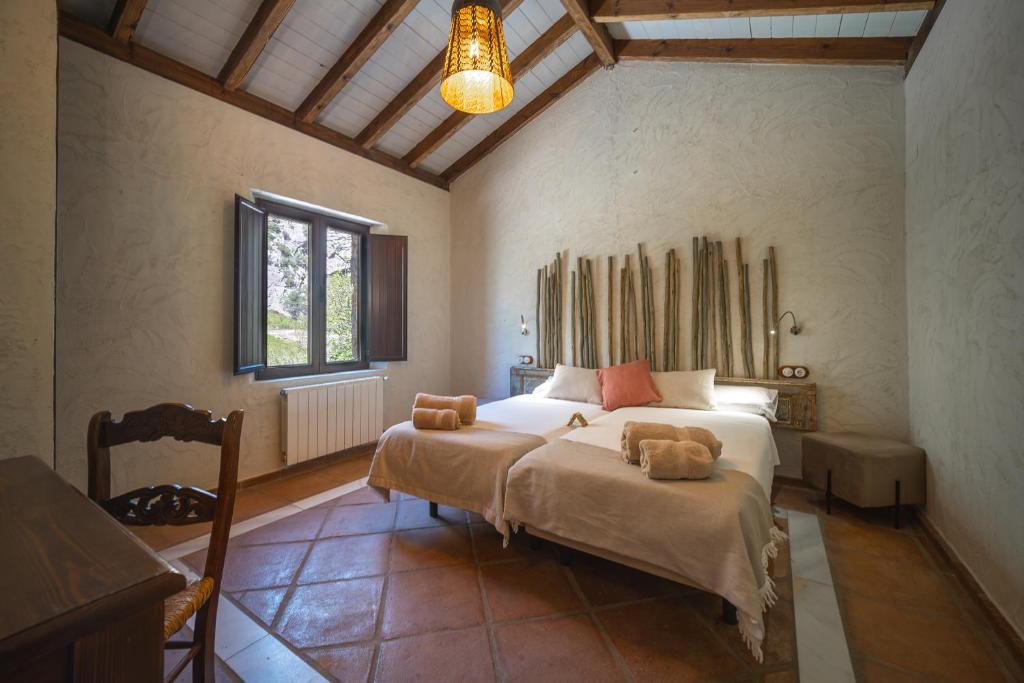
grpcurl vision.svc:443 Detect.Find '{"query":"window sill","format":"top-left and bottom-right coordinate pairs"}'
top-left (252, 367), bottom-right (387, 385)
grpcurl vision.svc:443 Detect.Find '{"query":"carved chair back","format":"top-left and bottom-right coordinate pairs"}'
top-left (87, 403), bottom-right (244, 681)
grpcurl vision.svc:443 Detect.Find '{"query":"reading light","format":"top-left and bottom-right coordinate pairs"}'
top-left (440, 0), bottom-right (514, 114)
top-left (520, 314), bottom-right (529, 335)
top-left (769, 310), bottom-right (802, 336)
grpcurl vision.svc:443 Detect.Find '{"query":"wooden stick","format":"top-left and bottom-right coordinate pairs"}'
top-left (536, 268), bottom-right (542, 367)
top-left (723, 258), bottom-right (732, 377)
top-left (554, 254), bottom-right (561, 365)
top-left (762, 258), bottom-right (770, 379)
top-left (570, 269), bottom-right (577, 366)
top-left (607, 256), bottom-right (614, 367)
top-left (691, 237), bottom-right (699, 370)
top-left (769, 246), bottom-right (779, 379)
top-left (743, 263), bottom-right (754, 378)
top-left (735, 239), bottom-right (748, 377)
top-left (709, 243), bottom-right (718, 373)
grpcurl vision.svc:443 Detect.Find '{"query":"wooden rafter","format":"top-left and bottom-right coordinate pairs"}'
top-left (296, 0), bottom-right (420, 123)
top-left (616, 37), bottom-right (914, 64)
top-left (218, 0), bottom-right (297, 90)
top-left (404, 14), bottom-right (579, 168)
top-left (108, 0), bottom-right (148, 42)
top-left (592, 0), bottom-right (934, 22)
top-left (357, 0), bottom-right (527, 150)
top-left (58, 13), bottom-right (447, 190)
top-left (442, 52), bottom-right (603, 182)
top-left (559, 0), bottom-right (615, 66)
top-left (904, 0), bottom-right (945, 75)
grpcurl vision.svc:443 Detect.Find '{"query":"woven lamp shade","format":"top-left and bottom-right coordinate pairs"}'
top-left (440, 0), bottom-right (514, 114)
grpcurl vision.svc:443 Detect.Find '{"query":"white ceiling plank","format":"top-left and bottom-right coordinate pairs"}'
top-left (890, 9), bottom-right (928, 36)
top-left (838, 12), bottom-right (869, 37)
top-left (750, 17), bottom-right (772, 39)
top-left (770, 15), bottom-right (794, 38)
top-left (863, 11), bottom-right (897, 37)
top-left (814, 14), bottom-right (841, 37)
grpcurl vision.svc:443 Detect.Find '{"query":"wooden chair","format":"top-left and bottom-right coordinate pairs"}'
top-left (87, 403), bottom-right (244, 683)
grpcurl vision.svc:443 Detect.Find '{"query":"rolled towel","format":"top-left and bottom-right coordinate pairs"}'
top-left (677, 426), bottom-right (723, 460)
top-left (412, 407), bottom-right (461, 430)
top-left (414, 393), bottom-right (477, 425)
top-left (639, 439), bottom-right (714, 480)
top-left (620, 421), bottom-right (687, 464)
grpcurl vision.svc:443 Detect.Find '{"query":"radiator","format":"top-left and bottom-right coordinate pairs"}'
top-left (281, 375), bottom-right (385, 465)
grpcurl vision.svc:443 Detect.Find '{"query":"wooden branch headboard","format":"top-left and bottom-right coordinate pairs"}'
top-left (509, 367), bottom-right (816, 431)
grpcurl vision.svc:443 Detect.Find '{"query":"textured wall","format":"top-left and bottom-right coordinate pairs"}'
top-left (56, 40), bottom-right (451, 493)
top-left (450, 62), bottom-right (909, 475)
top-left (905, 0), bottom-right (1024, 636)
top-left (0, 0), bottom-right (57, 464)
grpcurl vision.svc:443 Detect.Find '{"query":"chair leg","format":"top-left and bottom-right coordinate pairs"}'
top-left (825, 469), bottom-right (832, 515)
top-left (893, 480), bottom-right (901, 529)
top-left (722, 599), bottom-right (738, 625)
top-left (428, 501), bottom-right (438, 518)
top-left (191, 604), bottom-right (216, 683)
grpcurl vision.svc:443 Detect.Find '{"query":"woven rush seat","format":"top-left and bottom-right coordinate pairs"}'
top-left (164, 577), bottom-right (215, 640)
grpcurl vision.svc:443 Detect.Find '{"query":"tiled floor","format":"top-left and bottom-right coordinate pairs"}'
top-left (137, 454), bottom-right (1024, 682)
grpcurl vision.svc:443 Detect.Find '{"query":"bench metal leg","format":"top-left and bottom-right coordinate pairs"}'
top-left (893, 480), bottom-right (901, 529)
top-left (722, 599), bottom-right (738, 625)
top-left (557, 546), bottom-right (574, 566)
top-left (428, 501), bottom-right (438, 518)
top-left (826, 469), bottom-right (832, 515)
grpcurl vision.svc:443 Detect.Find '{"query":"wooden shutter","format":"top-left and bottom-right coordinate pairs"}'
top-left (366, 234), bottom-right (408, 361)
top-left (234, 195), bottom-right (266, 374)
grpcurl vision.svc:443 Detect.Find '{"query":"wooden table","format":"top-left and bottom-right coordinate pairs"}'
top-left (0, 456), bottom-right (185, 682)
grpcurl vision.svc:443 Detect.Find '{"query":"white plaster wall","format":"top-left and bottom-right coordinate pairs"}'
top-left (905, 0), bottom-right (1024, 636)
top-left (450, 62), bottom-right (909, 475)
top-left (0, 0), bottom-right (57, 464)
top-left (56, 40), bottom-right (451, 493)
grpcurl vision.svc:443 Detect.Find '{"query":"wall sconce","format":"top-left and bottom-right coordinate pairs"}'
top-left (769, 310), bottom-right (802, 336)
top-left (520, 314), bottom-right (529, 335)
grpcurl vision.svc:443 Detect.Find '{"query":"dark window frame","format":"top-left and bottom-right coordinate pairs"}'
top-left (256, 199), bottom-right (370, 381)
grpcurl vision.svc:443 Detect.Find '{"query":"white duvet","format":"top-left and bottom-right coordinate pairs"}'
top-left (474, 394), bottom-right (608, 441)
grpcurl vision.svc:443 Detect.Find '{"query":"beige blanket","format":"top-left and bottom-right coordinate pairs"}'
top-left (367, 421), bottom-right (546, 540)
top-left (503, 439), bottom-right (785, 661)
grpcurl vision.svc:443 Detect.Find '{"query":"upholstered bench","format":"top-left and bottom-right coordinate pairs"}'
top-left (801, 432), bottom-right (925, 528)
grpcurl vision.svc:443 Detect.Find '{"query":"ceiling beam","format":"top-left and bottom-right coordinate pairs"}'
top-left (218, 0), bottom-right (297, 91)
top-left (443, 52), bottom-right (603, 182)
top-left (904, 0), bottom-right (945, 76)
top-left (592, 0), bottom-right (934, 23)
top-left (295, 0), bottom-right (420, 124)
top-left (108, 0), bottom-right (148, 42)
top-left (616, 37), bottom-right (913, 64)
top-left (356, 0), bottom-right (527, 150)
top-left (404, 14), bottom-right (579, 168)
top-left (559, 0), bottom-right (615, 66)
top-left (58, 13), bottom-right (447, 190)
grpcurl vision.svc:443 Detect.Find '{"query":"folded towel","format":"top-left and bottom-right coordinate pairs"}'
top-left (414, 393), bottom-right (477, 425)
top-left (412, 407), bottom-right (461, 431)
top-left (677, 426), bottom-right (723, 460)
top-left (620, 421), bottom-right (686, 464)
top-left (639, 439), bottom-right (714, 480)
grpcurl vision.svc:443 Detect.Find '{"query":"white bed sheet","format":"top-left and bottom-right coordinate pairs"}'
top-left (560, 406), bottom-right (780, 498)
top-left (474, 394), bottom-right (608, 441)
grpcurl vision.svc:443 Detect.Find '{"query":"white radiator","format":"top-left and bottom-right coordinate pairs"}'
top-left (281, 375), bottom-right (385, 465)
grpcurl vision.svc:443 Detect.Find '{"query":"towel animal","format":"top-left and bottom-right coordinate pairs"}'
top-left (414, 393), bottom-right (477, 425)
top-left (639, 439), bottom-right (714, 480)
top-left (412, 407), bottom-right (461, 431)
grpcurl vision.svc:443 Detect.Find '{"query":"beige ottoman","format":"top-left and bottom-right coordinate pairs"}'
top-left (801, 432), bottom-right (925, 528)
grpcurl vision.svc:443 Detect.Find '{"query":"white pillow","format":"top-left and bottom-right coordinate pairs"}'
top-left (649, 369), bottom-right (716, 410)
top-left (714, 385), bottom-right (779, 421)
top-left (531, 377), bottom-right (554, 397)
top-left (542, 364), bottom-right (603, 404)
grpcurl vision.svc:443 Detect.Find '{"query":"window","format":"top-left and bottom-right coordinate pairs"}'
top-left (233, 195), bottom-right (406, 379)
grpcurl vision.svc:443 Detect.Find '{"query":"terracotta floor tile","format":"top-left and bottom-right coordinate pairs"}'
top-left (275, 577), bottom-right (384, 648)
top-left (471, 524), bottom-right (540, 564)
top-left (233, 587), bottom-right (288, 626)
top-left (571, 553), bottom-right (685, 607)
top-left (258, 471), bottom-right (343, 503)
top-left (762, 670), bottom-right (797, 683)
top-left (298, 533), bottom-right (391, 584)
top-left (481, 558), bottom-right (582, 622)
top-left (390, 526), bottom-right (474, 572)
top-left (856, 658), bottom-right (928, 682)
top-left (217, 542), bottom-right (310, 592)
top-left (320, 502), bottom-right (397, 538)
top-left (394, 499), bottom-right (468, 530)
top-left (596, 597), bottom-right (748, 682)
top-left (495, 614), bottom-right (626, 683)
top-left (831, 549), bottom-right (964, 617)
top-left (375, 628), bottom-right (495, 683)
top-left (230, 507), bottom-right (328, 547)
top-left (844, 595), bottom-right (1010, 682)
top-left (319, 454), bottom-right (374, 485)
top-left (772, 486), bottom-right (822, 515)
top-left (686, 590), bottom-right (795, 667)
top-left (821, 515), bottom-right (932, 564)
top-left (333, 486), bottom-right (388, 506)
top-left (381, 564), bottom-right (485, 639)
top-left (233, 488), bottom-right (296, 520)
top-left (305, 643), bottom-right (376, 682)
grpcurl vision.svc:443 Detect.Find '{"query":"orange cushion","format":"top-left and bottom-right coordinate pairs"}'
top-left (597, 360), bottom-right (662, 411)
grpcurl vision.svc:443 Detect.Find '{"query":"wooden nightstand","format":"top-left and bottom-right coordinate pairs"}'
top-left (509, 366), bottom-right (554, 397)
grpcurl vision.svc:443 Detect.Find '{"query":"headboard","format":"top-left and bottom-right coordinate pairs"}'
top-left (509, 366), bottom-right (817, 431)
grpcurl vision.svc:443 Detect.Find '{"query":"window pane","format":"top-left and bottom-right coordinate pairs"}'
top-left (266, 214), bottom-right (310, 367)
top-left (326, 227), bottom-right (360, 363)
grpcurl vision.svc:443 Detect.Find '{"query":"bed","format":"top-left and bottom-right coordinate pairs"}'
top-left (502, 406), bottom-right (785, 661)
top-left (366, 394), bottom-right (608, 539)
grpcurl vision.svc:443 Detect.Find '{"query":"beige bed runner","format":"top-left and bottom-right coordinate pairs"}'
top-left (367, 421), bottom-right (546, 540)
top-left (503, 439), bottom-right (786, 661)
